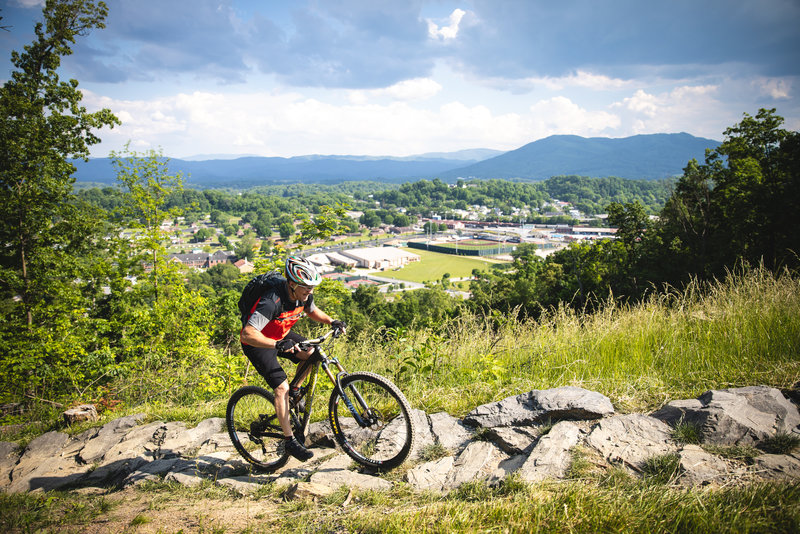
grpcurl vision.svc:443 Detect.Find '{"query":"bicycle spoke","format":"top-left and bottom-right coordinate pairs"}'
top-left (329, 372), bottom-right (415, 470)
top-left (226, 386), bottom-right (288, 471)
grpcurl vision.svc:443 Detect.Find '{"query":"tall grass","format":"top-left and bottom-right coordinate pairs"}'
top-left (337, 265), bottom-right (800, 415)
top-left (277, 479), bottom-right (800, 534)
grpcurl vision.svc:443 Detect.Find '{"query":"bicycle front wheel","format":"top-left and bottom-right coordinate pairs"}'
top-left (226, 386), bottom-right (289, 472)
top-left (328, 372), bottom-right (415, 470)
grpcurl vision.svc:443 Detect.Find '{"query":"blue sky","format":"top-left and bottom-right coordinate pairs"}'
top-left (1, 0), bottom-right (799, 159)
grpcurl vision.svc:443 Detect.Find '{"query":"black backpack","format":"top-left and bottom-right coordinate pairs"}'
top-left (238, 270), bottom-right (285, 320)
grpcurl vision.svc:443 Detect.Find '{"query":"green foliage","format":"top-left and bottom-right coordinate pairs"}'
top-left (672, 420), bottom-right (703, 445)
top-left (647, 108), bottom-right (800, 285)
top-left (642, 453), bottom-right (683, 485)
top-left (0, 0), bottom-right (119, 401)
top-left (0, 491), bottom-right (115, 532)
top-left (112, 144), bottom-right (185, 302)
top-left (759, 432), bottom-right (800, 455)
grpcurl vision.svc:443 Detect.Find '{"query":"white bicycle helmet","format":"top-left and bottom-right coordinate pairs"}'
top-left (285, 255), bottom-right (322, 287)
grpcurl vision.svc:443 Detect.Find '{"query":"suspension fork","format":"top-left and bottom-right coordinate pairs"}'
top-left (321, 357), bottom-right (372, 427)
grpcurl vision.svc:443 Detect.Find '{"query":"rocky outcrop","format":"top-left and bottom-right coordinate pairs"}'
top-left (1, 385), bottom-right (798, 497)
top-left (464, 386), bottom-right (615, 428)
top-left (651, 385), bottom-right (800, 445)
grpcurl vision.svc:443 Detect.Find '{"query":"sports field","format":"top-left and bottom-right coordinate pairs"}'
top-left (378, 248), bottom-right (504, 284)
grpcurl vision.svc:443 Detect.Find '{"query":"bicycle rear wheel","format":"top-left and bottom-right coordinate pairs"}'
top-left (226, 385), bottom-right (289, 472)
top-left (328, 372), bottom-right (415, 470)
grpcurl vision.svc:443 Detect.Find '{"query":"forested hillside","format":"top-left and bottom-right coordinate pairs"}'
top-left (70, 132), bottom-right (719, 187)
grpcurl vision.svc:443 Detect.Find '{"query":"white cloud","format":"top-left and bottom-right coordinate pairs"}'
top-left (527, 97), bottom-right (621, 136)
top-left (427, 9), bottom-right (466, 41)
top-left (348, 78), bottom-right (442, 103)
top-left (478, 70), bottom-right (631, 93)
top-left (83, 87), bottom-right (547, 157)
top-left (9, 0), bottom-right (43, 7)
top-left (753, 77), bottom-right (792, 99)
top-left (612, 85), bottom-right (722, 135)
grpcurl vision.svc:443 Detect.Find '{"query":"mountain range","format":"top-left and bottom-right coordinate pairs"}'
top-left (73, 133), bottom-right (720, 188)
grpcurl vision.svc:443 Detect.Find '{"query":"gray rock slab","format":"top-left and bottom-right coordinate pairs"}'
top-left (0, 442), bottom-right (21, 488)
top-left (216, 475), bottom-right (269, 495)
top-left (728, 386), bottom-right (800, 431)
top-left (410, 409), bottom-right (436, 460)
top-left (315, 453), bottom-right (354, 472)
top-left (751, 453), bottom-right (800, 481)
top-left (429, 412), bottom-right (474, 454)
top-left (8, 460), bottom-right (87, 493)
top-left (465, 387), bottom-right (614, 428)
top-left (407, 456), bottom-right (455, 492)
top-left (653, 386), bottom-right (800, 445)
top-left (196, 432), bottom-right (233, 455)
top-left (165, 470), bottom-right (207, 488)
top-left (586, 414), bottom-right (677, 473)
top-left (518, 421), bottom-right (583, 483)
top-left (93, 421), bottom-right (165, 468)
top-left (310, 467), bottom-right (392, 491)
top-left (159, 418), bottom-right (225, 457)
top-left (122, 458), bottom-right (195, 487)
top-left (677, 445), bottom-right (730, 486)
top-left (284, 481), bottom-right (336, 500)
top-left (489, 426), bottom-right (541, 455)
top-left (9, 431), bottom-right (72, 488)
top-left (84, 456), bottom-right (148, 486)
top-left (489, 454), bottom-right (528, 485)
top-left (442, 441), bottom-right (506, 490)
top-left (275, 466), bottom-right (314, 487)
top-left (78, 413), bottom-right (146, 464)
top-left (60, 428), bottom-right (98, 458)
top-left (7, 430), bottom-right (93, 493)
top-left (306, 421), bottom-right (336, 448)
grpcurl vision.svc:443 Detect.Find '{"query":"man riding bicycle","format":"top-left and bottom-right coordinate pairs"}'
top-left (240, 256), bottom-right (346, 461)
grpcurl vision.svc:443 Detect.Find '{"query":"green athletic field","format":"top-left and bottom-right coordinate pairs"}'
top-left (378, 248), bottom-right (504, 283)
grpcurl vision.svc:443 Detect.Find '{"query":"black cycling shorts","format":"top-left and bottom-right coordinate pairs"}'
top-left (241, 331), bottom-right (306, 389)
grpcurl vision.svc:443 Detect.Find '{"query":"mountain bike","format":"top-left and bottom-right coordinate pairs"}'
top-left (225, 327), bottom-right (416, 472)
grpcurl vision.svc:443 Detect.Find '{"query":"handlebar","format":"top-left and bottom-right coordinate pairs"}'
top-left (297, 326), bottom-right (344, 351)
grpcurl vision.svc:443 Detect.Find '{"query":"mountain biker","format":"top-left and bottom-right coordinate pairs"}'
top-left (240, 255), bottom-right (346, 461)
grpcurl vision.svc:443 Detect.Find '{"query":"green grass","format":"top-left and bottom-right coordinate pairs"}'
top-left (276, 480), bottom-right (800, 534)
top-left (377, 248), bottom-right (502, 283)
top-left (0, 492), bottom-right (116, 533)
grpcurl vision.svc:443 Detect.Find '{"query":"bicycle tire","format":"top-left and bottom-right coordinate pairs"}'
top-left (328, 372), bottom-right (415, 470)
top-left (226, 385), bottom-right (289, 472)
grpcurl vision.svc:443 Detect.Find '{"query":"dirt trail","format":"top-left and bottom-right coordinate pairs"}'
top-left (75, 488), bottom-right (283, 533)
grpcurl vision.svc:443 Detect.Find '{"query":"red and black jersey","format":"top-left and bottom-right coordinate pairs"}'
top-left (242, 281), bottom-right (316, 343)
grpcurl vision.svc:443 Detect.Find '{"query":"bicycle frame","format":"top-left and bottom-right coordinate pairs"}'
top-left (287, 329), bottom-right (373, 436)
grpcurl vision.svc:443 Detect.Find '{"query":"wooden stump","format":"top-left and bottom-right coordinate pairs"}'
top-left (63, 404), bottom-right (99, 425)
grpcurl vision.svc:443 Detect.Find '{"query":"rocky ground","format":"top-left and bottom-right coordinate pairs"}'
top-left (2, 385), bottom-right (799, 506)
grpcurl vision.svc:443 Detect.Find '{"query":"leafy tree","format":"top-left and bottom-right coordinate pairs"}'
top-left (360, 210), bottom-right (382, 228)
top-left (235, 234), bottom-right (258, 261)
top-left (0, 0), bottom-right (119, 400)
top-left (295, 204), bottom-right (348, 244)
top-left (341, 217), bottom-right (360, 233)
top-left (652, 108), bottom-right (800, 282)
top-left (0, 0), bottom-right (118, 328)
top-left (278, 221), bottom-right (295, 240)
top-left (210, 209), bottom-right (228, 226)
top-left (192, 227), bottom-right (214, 242)
top-left (112, 144), bottom-right (184, 302)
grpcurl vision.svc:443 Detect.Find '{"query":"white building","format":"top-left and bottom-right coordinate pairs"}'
top-left (340, 247), bottom-right (420, 270)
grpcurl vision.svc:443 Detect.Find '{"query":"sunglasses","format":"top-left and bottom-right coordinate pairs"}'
top-left (293, 283), bottom-right (314, 292)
